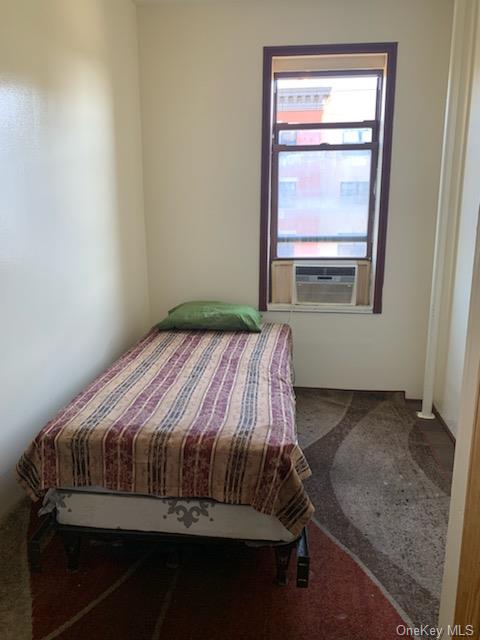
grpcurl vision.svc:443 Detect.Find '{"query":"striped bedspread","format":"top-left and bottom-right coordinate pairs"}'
top-left (17, 323), bottom-right (313, 536)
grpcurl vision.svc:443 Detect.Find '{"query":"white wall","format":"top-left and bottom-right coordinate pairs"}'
top-left (434, 4), bottom-right (480, 437)
top-left (137, 0), bottom-right (452, 398)
top-left (438, 4), bottom-right (480, 618)
top-left (0, 0), bottom-right (150, 517)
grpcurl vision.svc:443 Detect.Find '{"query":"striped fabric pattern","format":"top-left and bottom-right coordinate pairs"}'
top-left (16, 323), bottom-right (313, 536)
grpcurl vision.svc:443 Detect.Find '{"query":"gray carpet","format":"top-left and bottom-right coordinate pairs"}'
top-left (0, 499), bottom-right (32, 640)
top-left (297, 388), bottom-right (452, 627)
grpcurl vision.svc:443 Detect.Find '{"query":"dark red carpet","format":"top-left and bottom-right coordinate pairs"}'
top-left (30, 522), bottom-right (405, 640)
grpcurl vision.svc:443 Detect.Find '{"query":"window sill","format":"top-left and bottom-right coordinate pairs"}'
top-left (266, 303), bottom-right (373, 314)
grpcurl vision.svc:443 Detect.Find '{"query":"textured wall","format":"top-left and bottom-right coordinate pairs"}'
top-left (434, 6), bottom-right (480, 437)
top-left (137, 0), bottom-right (453, 397)
top-left (0, 0), bottom-right (150, 516)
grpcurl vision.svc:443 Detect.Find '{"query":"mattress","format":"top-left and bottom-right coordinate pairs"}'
top-left (42, 488), bottom-right (295, 542)
top-left (17, 323), bottom-right (313, 536)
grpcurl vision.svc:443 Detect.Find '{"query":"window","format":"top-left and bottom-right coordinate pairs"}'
top-left (259, 43), bottom-right (397, 313)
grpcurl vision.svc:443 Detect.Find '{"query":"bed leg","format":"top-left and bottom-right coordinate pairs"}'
top-left (296, 527), bottom-right (310, 588)
top-left (166, 547), bottom-right (182, 569)
top-left (28, 516), bottom-right (54, 573)
top-left (28, 540), bottom-right (42, 574)
top-left (61, 532), bottom-right (82, 572)
top-left (275, 544), bottom-right (292, 585)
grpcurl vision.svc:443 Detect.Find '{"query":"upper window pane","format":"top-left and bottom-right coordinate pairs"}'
top-left (276, 75), bottom-right (379, 124)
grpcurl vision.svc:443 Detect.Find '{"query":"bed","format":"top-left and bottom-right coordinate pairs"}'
top-left (17, 322), bottom-right (313, 585)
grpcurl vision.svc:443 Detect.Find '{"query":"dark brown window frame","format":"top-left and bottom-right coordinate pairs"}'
top-left (259, 42), bottom-right (398, 313)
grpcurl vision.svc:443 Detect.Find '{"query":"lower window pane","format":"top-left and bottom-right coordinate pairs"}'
top-left (277, 241), bottom-right (367, 258)
top-left (276, 149), bottom-right (371, 258)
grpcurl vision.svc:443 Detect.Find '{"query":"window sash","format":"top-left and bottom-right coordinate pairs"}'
top-left (273, 142), bottom-right (375, 152)
top-left (275, 120), bottom-right (378, 131)
top-left (274, 69), bottom-right (383, 126)
top-left (271, 144), bottom-right (379, 260)
top-left (275, 122), bottom-right (378, 149)
top-left (277, 236), bottom-right (369, 243)
top-left (270, 69), bottom-right (382, 261)
top-left (270, 69), bottom-right (383, 260)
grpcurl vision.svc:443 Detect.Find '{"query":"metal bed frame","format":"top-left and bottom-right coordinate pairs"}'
top-left (28, 510), bottom-right (310, 587)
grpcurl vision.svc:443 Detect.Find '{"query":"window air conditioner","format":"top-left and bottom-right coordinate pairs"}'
top-left (293, 262), bottom-right (357, 306)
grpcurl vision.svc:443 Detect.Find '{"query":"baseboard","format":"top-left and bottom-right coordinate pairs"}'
top-left (294, 386), bottom-right (406, 397)
top-left (432, 404), bottom-right (456, 444)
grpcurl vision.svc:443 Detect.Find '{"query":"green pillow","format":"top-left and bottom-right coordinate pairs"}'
top-left (157, 301), bottom-right (262, 332)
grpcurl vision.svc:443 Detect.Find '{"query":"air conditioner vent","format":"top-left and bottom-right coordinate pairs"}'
top-left (293, 262), bottom-right (357, 305)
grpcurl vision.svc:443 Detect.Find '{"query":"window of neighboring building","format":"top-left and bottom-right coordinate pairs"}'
top-left (259, 43), bottom-right (397, 313)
